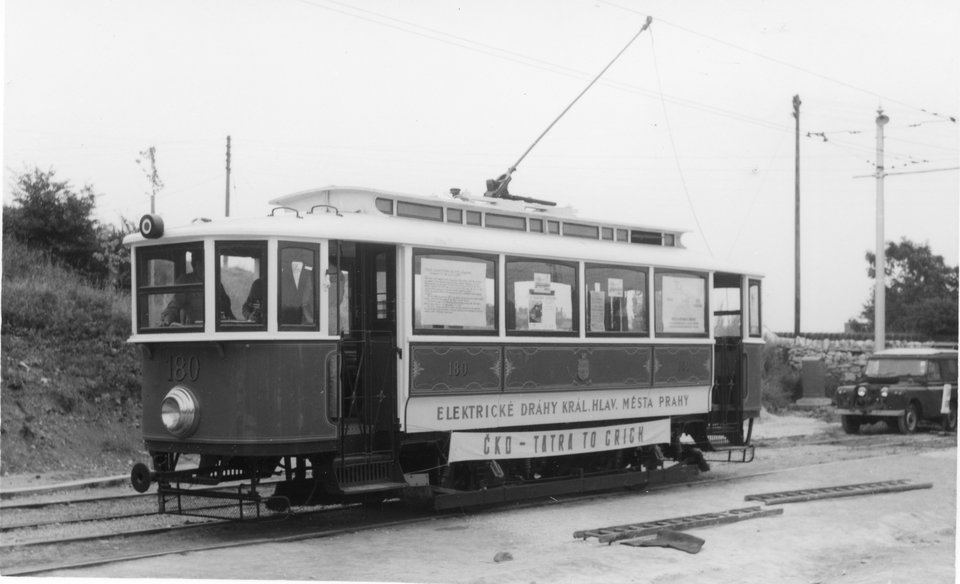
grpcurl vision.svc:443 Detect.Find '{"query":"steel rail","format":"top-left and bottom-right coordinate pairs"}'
top-left (3, 431), bottom-right (953, 576)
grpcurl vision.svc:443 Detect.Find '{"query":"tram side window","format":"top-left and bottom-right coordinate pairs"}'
top-left (216, 242), bottom-right (267, 331)
top-left (279, 244), bottom-right (319, 330)
top-left (136, 244), bottom-right (205, 332)
top-left (748, 279), bottom-right (762, 337)
top-left (585, 264), bottom-right (648, 335)
top-left (413, 250), bottom-right (497, 334)
top-left (506, 257), bottom-right (578, 335)
top-left (327, 248), bottom-right (351, 335)
top-left (654, 271), bottom-right (708, 337)
top-left (712, 273), bottom-right (742, 338)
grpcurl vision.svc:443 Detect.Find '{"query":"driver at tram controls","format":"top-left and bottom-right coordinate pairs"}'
top-left (160, 255), bottom-right (235, 326)
top-left (242, 279), bottom-right (263, 323)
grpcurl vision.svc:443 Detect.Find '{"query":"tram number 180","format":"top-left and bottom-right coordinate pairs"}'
top-left (448, 360), bottom-right (469, 377)
top-left (167, 355), bottom-right (200, 382)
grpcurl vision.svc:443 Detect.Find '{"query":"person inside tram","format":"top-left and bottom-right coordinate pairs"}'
top-left (160, 254), bottom-right (235, 326)
top-left (280, 253), bottom-right (315, 325)
top-left (242, 278), bottom-right (263, 323)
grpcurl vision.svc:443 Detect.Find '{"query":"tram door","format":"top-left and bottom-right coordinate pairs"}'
top-left (331, 242), bottom-right (398, 457)
top-left (710, 272), bottom-right (749, 445)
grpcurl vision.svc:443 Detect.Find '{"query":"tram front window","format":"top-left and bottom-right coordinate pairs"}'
top-left (216, 242), bottom-right (267, 331)
top-left (137, 244), bottom-right (205, 332)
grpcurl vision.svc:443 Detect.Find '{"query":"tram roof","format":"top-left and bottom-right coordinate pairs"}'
top-left (126, 186), bottom-right (763, 277)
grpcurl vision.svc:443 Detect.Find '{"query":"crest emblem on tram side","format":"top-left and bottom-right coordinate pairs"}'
top-left (577, 352), bottom-right (590, 383)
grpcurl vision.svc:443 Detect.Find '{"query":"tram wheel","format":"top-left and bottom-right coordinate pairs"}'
top-left (841, 415), bottom-right (861, 435)
top-left (896, 403), bottom-right (920, 434)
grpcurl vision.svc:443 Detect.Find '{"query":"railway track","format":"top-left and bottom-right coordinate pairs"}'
top-left (1, 428), bottom-right (953, 576)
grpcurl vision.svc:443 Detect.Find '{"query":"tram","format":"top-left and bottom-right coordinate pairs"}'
top-left (127, 185), bottom-right (764, 511)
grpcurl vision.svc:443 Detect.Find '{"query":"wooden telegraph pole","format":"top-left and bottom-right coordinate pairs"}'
top-left (225, 135), bottom-right (232, 217)
top-left (793, 95), bottom-right (801, 337)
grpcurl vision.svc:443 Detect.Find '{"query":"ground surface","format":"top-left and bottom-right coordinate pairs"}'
top-left (28, 411), bottom-right (958, 584)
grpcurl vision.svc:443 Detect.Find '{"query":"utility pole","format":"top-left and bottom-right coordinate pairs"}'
top-left (874, 110), bottom-right (889, 350)
top-left (792, 95), bottom-right (801, 337)
top-left (225, 135), bottom-right (232, 217)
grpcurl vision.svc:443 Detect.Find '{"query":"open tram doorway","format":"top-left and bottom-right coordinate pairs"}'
top-left (710, 272), bottom-right (752, 446)
top-left (329, 242), bottom-right (398, 458)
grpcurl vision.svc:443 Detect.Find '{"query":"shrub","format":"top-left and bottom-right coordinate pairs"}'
top-left (761, 344), bottom-right (800, 412)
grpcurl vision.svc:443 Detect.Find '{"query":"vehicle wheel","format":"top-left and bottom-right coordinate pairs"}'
top-left (896, 403), bottom-right (920, 434)
top-left (841, 415), bottom-right (861, 435)
top-left (942, 410), bottom-right (958, 432)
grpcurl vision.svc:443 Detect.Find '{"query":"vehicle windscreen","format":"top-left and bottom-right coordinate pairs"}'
top-left (864, 358), bottom-right (927, 378)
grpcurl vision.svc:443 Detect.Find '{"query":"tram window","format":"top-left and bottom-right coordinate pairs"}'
top-left (216, 242), bottom-right (267, 331)
top-left (585, 264), bottom-right (648, 335)
top-left (278, 244), bottom-right (319, 330)
top-left (506, 257), bottom-right (578, 335)
top-left (446, 208), bottom-right (463, 224)
top-left (485, 213), bottom-right (526, 231)
top-left (654, 271), bottom-right (708, 337)
top-left (413, 250), bottom-right (497, 334)
top-left (466, 211), bottom-right (481, 226)
top-left (136, 244), bottom-right (204, 332)
top-left (327, 244), bottom-right (352, 335)
top-left (711, 276), bottom-right (742, 338)
top-left (562, 222), bottom-right (598, 239)
top-left (529, 218), bottom-right (543, 233)
top-left (748, 279), bottom-right (762, 337)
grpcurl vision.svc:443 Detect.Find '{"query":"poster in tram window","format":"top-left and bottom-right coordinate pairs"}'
top-left (420, 258), bottom-right (488, 327)
top-left (528, 273), bottom-right (556, 330)
top-left (657, 273), bottom-right (706, 334)
top-left (589, 287), bottom-right (606, 332)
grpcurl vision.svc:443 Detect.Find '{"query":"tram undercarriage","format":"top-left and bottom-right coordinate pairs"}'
top-left (133, 421), bottom-right (744, 518)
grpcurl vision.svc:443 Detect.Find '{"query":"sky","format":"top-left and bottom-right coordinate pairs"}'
top-left (3, 0), bottom-right (958, 333)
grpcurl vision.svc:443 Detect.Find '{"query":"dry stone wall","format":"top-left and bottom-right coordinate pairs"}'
top-left (769, 335), bottom-right (935, 384)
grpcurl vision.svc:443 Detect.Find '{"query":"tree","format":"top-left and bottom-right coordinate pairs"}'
top-left (3, 168), bottom-right (102, 276)
top-left (860, 238), bottom-right (959, 338)
top-left (3, 167), bottom-right (135, 287)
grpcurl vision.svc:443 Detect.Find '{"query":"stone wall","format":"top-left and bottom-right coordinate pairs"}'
top-left (768, 334), bottom-right (935, 386)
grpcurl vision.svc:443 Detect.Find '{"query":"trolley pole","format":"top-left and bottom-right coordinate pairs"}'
top-left (225, 135), bottom-right (232, 217)
top-left (874, 110), bottom-right (889, 350)
top-left (792, 95), bottom-right (801, 337)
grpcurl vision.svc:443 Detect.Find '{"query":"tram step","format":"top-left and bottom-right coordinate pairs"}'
top-left (339, 481), bottom-right (409, 495)
top-left (744, 479), bottom-right (932, 505)
top-left (702, 445), bottom-right (755, 463)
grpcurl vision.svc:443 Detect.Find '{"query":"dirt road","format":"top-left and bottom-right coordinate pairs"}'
top-left (48, 421), bottom-right (956, 584)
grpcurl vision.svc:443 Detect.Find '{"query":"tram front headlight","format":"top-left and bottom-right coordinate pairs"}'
top-left (160, 386), bottom-right (200, 438)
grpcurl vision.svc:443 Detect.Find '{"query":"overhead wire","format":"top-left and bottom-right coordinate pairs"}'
top-left (598, 0), bottom-right (958, 123)
top-left (649, 26), bottom-right (712, 256)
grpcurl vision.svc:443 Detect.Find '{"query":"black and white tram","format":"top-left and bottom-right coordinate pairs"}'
top-left (127, 185), bottom-right (764, 511)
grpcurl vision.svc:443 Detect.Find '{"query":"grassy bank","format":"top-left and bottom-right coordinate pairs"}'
top-left (1, 236), bottom-right (144, 476)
